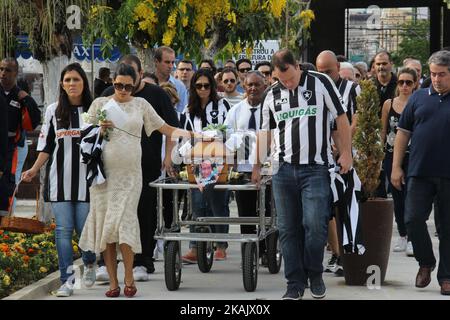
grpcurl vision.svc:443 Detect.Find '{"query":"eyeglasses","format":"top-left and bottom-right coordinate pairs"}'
top-left (195, 83), bottom-right (211, 90)
top-left (238, 67), bottom-right (252, 73)
top-left (223, 79), bottom-right (236, 84)
top-left (178, 68), bottom-right (192, 72)
top-left (113, 83), bottom-right (134, 92)
top-left (0, 67), bottom-right (13, 73)
top-left (398, 80), bottom-right (414, 87)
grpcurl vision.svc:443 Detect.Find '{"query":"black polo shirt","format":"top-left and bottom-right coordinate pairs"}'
top-left (373, 73), bottom-right (397, 117)
top-left (398, 86), bottom-right (450, 178)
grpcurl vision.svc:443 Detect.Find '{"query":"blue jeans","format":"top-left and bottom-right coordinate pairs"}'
top-left (272, 163), bottom-right (332, 291)
top-left (51, 202), bottom-right (96, 284)
top-left (189, 187), bottom-right (229, 249)
top-left (405, 177), bottom-right (450, 284)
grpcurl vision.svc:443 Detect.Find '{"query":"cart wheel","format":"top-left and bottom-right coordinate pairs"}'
top-left (197, 228), bottom-right (214, 273)
top-left (242, 242), bottom-right (258, 292)
top-left (164, 241), bottom-right (182, 291)
top-left (266, 230), bottom-right (282, 274)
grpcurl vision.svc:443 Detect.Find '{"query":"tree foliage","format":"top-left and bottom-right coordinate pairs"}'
top-left (392, 19), bottom-right (430, 74)
top-left (353, 80), bottom-right (384, 200)
top-left (0, 0), bottom-right (95, 61)
top-left (83, 0), bottom-right (288, 62)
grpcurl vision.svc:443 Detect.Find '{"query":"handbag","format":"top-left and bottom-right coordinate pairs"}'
top-left (0, 180), bottom-right (45, 234)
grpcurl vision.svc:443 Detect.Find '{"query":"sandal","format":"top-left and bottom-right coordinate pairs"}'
top-left (124, 279), bottom-right (137, 298)
top-left (105, 286), bottom-right (120, 298)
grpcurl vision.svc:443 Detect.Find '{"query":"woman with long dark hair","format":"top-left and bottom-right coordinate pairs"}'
top-left (22, 63), bottom-right (97, 297)
top-left (381, 67), bottom-right (418, 256)
top-left (179, 68), bottom-right (231, 263)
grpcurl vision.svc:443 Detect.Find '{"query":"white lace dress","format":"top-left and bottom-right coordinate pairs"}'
top-left (79, 97), bottom-right (165, 254)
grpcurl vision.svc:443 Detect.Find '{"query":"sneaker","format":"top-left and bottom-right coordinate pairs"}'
top-left (214, 248), bottom-right (227, 261)
top-left (393, 237), bottom-right (407, 252)
top-left (406, 241), bottom-right (414, 257)
top-left (334, 257), bottom-right (344, 277)
top-left (282, 287), bottom-right (303, 300)
top-left (325, 254), bottom-right (338, 272)
top-left (55, 282), bottom-right (74, 297)
top-left (182, 249), bottom-right (197, 264)
top-left (310, 276), bottom-right (326, 299)
top-left (133, 266), bottom-right (149, 281)
top-left (83, 264), bottom-right (96, 288)
top-left (96, 266), bottom-right (110, 282)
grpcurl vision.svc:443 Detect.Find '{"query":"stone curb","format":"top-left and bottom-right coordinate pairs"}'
top-left (3, 259), bottom-right (84, 300)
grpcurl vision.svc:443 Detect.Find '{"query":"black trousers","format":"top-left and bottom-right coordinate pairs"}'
top-left (235, 185), bottom-right (272, 254)
top-left (405, 177), bottom-right (450, 284)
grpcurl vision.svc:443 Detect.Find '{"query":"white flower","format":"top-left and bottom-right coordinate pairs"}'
top-left (81, 112), bottom-right (91, 124)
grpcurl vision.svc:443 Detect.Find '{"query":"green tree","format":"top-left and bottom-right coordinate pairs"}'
top-left (392, 19), bottom-right (430, 73)
top-left (83, 0), bottom-right (288, 69)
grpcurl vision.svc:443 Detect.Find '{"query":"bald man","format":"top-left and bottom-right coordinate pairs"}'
top-left (316, 50), bottom-right (360, 277)
top-left (316, 51), bottom-right (359, 135)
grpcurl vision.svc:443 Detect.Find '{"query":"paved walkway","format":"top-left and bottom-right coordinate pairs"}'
top-left (9, 200), bottom-right (449, 301)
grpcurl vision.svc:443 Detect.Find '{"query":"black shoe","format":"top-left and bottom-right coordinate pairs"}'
top-left (334, 257), bottom-right (344, 277)
top-left (310, 276), bottom-right (326, 299)
top-left (282, 287), bottom-right (304, 300)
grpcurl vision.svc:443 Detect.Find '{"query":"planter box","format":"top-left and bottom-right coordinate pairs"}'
top-left (337, 198), bottom-right (394, 286)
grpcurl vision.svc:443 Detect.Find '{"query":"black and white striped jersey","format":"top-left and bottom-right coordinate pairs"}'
top-left (260, 70), bottom-right (347, 166)
top-left (336, 77), bottom-right (361, 123)
top-left (179, 98), bottom-right (230, 132)
top-left (37, 103), bottom-right (89, 202)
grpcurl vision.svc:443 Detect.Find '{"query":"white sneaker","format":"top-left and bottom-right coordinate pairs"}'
top-left (133, 266), bottom-right (149, 281)
top-left (393, 237), bottom-right (407, 252)
top-left (95, 265), bottom-right (110, 282)
top-left (55, 282), bottom-right (74, 297)
top-left (82, 264), bottom-right (96, 288)
top-left (153, 240), bottom-right (164, 261)
top-left (406, 241), bottom-right (414, 257)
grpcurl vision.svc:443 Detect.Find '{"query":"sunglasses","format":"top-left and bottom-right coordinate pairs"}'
top-left (223, 79), bottom-right (236, 84)
top-left (195, 83), bottom-right (211, 90)
top-left (261, 71), bottom-right (271, 76)
top-left (398, 80), bottom-right (414, 87)
top-left (238, 67), bottom-right (252, 73)
top-left (113, 83), bottom-right (134, 92)
top-left (178, 68), bottom-right (192, 72)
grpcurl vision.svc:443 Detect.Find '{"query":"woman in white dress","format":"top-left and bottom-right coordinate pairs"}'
top-left (79, 64), bottom-right (195, 298)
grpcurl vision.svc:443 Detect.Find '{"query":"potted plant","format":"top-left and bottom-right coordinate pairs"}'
top-left (339, 79), bottom-right (394, 286)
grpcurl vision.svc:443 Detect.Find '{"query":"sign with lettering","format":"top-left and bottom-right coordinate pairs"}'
top-left (236, 40), bottom-right (280, 67)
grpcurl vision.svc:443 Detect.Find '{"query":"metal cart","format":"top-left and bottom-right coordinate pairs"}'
top-left (149, 176), bottom-right (282, 292)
